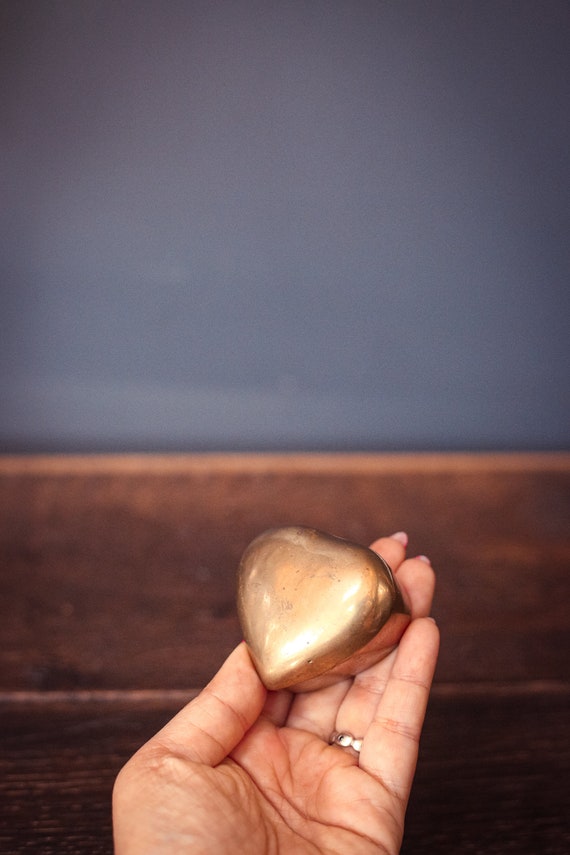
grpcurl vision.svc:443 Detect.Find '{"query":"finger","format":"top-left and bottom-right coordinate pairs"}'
top-left (260, 688), bottom-right (294, 727)
top-left (285, 677), bottom-right (353, 740)
top-left (395, 556), bottom-right (436, 619)
top-left (369, 532), bottom-right (408, 572)
top-left (360, 617), bottom-right (440, 803)
top-left (149, 642), bottom-right (266, 767)
top-left (333, 646), bottom-right (397, 744)
top-left (333, 556), bottom-right (436, 739)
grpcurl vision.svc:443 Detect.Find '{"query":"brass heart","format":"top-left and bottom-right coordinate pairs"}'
top-left (237, 526), bottom-right (410, 692)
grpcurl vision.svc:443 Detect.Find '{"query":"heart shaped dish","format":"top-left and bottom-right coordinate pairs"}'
top-left (237, 526), bottom-right (410, 692)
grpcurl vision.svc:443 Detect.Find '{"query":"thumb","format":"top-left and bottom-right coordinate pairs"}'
top-left (151, 642), bottom-right (267, 767)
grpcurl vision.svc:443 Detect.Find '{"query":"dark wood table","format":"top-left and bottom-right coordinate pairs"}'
top-left (1, 453), bottom-right (569, 853)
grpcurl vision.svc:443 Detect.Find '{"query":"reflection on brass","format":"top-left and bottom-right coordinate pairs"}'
top-left (237, 526), bottom-right (410, 692)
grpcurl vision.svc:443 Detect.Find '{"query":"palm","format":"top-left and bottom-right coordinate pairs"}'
top-left (219, 722), bottom-right (402, 853)
top-left (114, 536), bottom-right (439, 855)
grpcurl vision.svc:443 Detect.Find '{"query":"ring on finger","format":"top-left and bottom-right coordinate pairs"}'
top-left (329, 731), bottom-right (363, 753)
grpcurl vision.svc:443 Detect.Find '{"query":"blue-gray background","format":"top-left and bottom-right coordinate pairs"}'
top-left (2, 1), bottom-right (569, 451)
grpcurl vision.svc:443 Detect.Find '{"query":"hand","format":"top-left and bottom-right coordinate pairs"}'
top-left (113, 533), bottom-right (439, 854)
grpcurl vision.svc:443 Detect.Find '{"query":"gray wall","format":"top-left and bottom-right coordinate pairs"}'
top-left (2, 1), bottom-right (568, 451)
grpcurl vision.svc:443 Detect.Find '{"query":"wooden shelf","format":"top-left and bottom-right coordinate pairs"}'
top-left (1, 453), bottom-right (569, 852)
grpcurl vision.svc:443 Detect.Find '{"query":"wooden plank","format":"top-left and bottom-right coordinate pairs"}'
top-left (0, 685), bottom-right (568, 854)
top-left (2, 452), bottom-right (569, 474)
top-left (402, 685), bottom-right (570, 855)
top-left (1, 454), bottom-right (569, 690)
top-left (404, 683), bottom-right (570, 854)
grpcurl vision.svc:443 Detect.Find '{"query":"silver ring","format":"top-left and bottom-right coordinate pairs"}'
top-left (329, 731), bottom-right (362, 753)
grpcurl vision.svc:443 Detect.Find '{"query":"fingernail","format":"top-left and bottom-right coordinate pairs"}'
top-left (390, 531), bottom-right (408, 547)
top-left (415, 554), bottom-right (431, 565)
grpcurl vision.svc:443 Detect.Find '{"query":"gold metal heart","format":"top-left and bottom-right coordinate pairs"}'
top-left (237, 526), bottom-right (410, 692)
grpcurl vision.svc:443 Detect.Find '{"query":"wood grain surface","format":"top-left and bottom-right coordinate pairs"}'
top-left (1, 453), bottom-right (569, 853)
